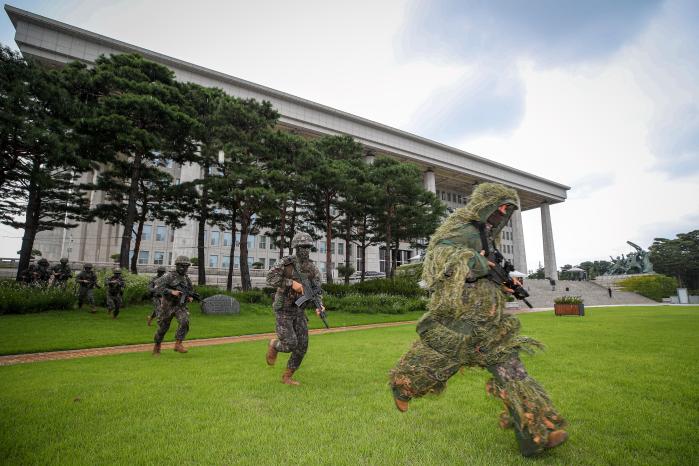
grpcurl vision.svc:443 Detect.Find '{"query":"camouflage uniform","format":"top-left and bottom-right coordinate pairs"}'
top-left (152, 257), bottom-right (193, 353)
top-left (19, 264), bottom-right (38, 285)
top-left (76, 265), bottom-right (98, 312)
top-left (51, 259), bottom-right (72, 289)
top-left (389, 183), bottom-right (567, 457)
top-left (35, 259), bottom-right (51, 286)
top-left (105, 270), bottom-right (125, 318)
top-left (266, 232), bottom-right (323, 381)
top-left (147, 267), bottom-right (167, 324)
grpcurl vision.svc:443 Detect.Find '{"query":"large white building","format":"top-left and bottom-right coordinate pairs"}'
top-left (5, 5), bottom-right (569, 283)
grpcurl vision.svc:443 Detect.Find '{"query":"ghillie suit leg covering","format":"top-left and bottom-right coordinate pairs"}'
top-left (486, 356), bottom-right (567, 456)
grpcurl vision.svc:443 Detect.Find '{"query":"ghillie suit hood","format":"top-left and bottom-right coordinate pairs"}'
top-left (421, 182), bottom-right (520, 310)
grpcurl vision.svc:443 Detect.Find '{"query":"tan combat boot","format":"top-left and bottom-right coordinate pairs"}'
top-left (174, 340), bottom-right (188, 353)
top-left (546, 430), bottom-right (568, 449)
top-left (394, 398), bottom-right (409, 413)
top-left (266, 339), bottom-right (278, 366)
top-left (281, 368), bottom-right (300, 386)
top-left (152, 343), bottom-right (161, 356)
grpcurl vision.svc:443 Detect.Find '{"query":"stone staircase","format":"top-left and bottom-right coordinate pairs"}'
top-left (517, 279), bottom-right (657, 309)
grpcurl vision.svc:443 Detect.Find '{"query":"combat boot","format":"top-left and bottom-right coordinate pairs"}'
top-left (174, 340), bottom-right (188, 353)
top-left (266, 339), bottom-right (278, 366)
top-left (281, 368), bottom-right (300, 386)
top-left (152, 343), bottom-right (161, 356)
top-left (394, 398), bottom-right (409, 413)
top-left (546, 430), bottom-right (568, 449)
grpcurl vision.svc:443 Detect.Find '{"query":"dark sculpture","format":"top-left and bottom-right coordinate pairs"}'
top-left (605, 241), bottom-right (653, 275)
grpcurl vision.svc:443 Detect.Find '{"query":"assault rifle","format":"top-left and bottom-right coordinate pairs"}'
top-left (79, 275), bottom-right (101, 289)
top-left (293, 266), bottom-right (329, 328)
top-left (106, 278), bottom-right (124, 294)
top-left (169, 283), bottom-right (201, 306)
top-left (487, 250), bottom-right (533, 308)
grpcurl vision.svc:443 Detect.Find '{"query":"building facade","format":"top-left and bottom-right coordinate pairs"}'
top-left (5, 5), bottom-right (569, 282)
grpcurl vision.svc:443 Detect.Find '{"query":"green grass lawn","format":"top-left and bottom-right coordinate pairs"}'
top-left (0, 306), bottom-right (697, 465)
top-left (0, 303), bottom-right (424, 355)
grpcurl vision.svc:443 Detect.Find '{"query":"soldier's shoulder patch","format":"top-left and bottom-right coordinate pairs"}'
top-left (281, 255), bottom-right (295, 266)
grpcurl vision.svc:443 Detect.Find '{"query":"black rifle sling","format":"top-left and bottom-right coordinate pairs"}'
top-left (472, 221), bottom-right (490, 256)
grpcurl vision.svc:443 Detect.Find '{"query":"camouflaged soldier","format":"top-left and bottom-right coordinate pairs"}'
top-left (389, 182), bottom-right (568, 457)
top-left (35, 258), bottom-right (52, 286)
top-left (152, 256), bottom-right (194, 355)
top-left (265, 232), bottom-right (325, 386)
top-left (51, 258), bottom-right (73, 289)
top-left (19, 264), bottom-right (38, 286)
top-left (147, 266), bottom-right (167, 326)
top-left (76, 263), bottom-right (99, 313)
top-left (105, 268), bottom-right (125, 318)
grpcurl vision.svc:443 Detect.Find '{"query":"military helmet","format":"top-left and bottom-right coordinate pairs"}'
top-left (60, 258), bottom-right (69, 264)
top-left (113, 268), bottom-right (122, 274)
top-left (84, 263), bottom-right (93, 269)
top-left (291, 232), bottom-right (313, 248)
top-left (38, 258), bottom-right (49, 265)
top-left (175, 256), bottom-right (191, 265)
top-left (157, 266), bottom-right (167, 273)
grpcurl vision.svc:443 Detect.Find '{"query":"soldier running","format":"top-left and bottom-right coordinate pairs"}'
top-left (265, 232), bottom-right (325, 386)
top-left (51, 258), bottom-right (73, 289)
top-left (152, 256), bottom-right (194, 355)
top-left (76, 263), bottom-right (99, 313)
top-left (105, 268), bottom-right (125, 319)
top-left (147, 266), bottom-right (167, 326)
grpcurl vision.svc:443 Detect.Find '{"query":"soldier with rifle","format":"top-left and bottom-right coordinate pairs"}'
top-left (389, 182), bottom-right (567, 458)
top-left (105, 268), bottom-right (125, 319)
top-left (147, 266), bottom-right (167, 326)
top-left (51, 258), bottom-right (73, 289)
top-left (76, 263), bottom-right (99, 314)
top-left (265, 232), bottom-right (326, 386)
top-left (19, 263), bottom-right (38, 286)
top-left (152, 256), bottom-right (199, 355)
top-left (35, 258), bottom-right (52, 286)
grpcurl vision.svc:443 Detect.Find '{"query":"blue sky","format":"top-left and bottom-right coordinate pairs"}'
top-left (1, 0), bottom-right (698, 270)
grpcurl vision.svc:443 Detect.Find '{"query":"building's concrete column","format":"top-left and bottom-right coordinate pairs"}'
top-left (511, 209), bottom-right (527, 274)
top-left (423, 169), bottom-right (436, 193)
top-left (540, 203), bottom-right (558, 280)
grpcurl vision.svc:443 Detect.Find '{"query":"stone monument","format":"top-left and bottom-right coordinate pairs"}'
top-left (201, 294), bottom-right (240, 315)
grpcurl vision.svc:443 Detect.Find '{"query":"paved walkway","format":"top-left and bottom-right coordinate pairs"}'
top-left (0, 321), bottom-right (417, 367)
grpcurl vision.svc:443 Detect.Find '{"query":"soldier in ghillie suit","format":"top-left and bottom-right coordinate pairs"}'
top-left (389, 182), bottom-right (568, 457)
top-left (105, 268), bottom-right (125, 318)
top-left (147, 266), bottom-right (167, 326)
top-left (152, 256), bottom-right (194, 355)
top-left (51, 258), bottom-right (72, 289)
top-left (76, 263), bottom-right (99, 313)
top-left (35, 258), bottom-right (52, 286)
top-left (265, 232), bottom-right (325, 386)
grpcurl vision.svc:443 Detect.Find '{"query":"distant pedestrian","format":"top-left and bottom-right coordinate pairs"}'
top-left (608, 287), bottom-right (613, 298)
top-left (105, 268), bottom-right (125, 318)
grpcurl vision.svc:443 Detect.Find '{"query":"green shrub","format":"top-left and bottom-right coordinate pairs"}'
top-left (89, 270), bottom-right (150, 306)
top-left (322, 277), bottom-right (426, 298)
top-left (0, 281), bottom-right (76, 314)
top-left (323, 293), bottom-right (426, 314)
top-left (618, 274), bottom-right (678, 302)
top-left (554, 295), bottom-right (584, 304)
top-left (395, 262), bottom-right (423, 280)
top-left (232, 290), bottom-right (272, 305)
top-left (194, 285), bottom-right (229, 300)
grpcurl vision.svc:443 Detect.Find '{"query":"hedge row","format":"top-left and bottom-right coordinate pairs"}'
top-left (323, 293), bottom-right (426, 314)
top-left (617, 274), bottom-right (678, 302)
top-left (322, 277), bottom-right (426, 298)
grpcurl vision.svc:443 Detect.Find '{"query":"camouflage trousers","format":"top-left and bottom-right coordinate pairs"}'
top-left (149, 296), bottom-right (161, 319)
top-left (77, 287), bottom-right (94, 307)
top-left (52, 279), bottom-right (68, 289)
top-left (154, 303), bottom-right (190, 343)
top-left (106, 293), bottom-right (123, 317)
top-left (273, 310), bottom-right (309, 370)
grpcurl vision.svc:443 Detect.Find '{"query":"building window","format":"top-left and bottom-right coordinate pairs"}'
top-left (234, 256), bottom-right (240, 269)
top-left (138, 250), bottom-right (150, 265)
top-left (258, 258), bottom-right (265, 268)
top-left (270, 239), bottom-right (277, 250)
top-left (154, 251), bottom-right (165, 265)
top-left (223, 232), bottom-right (232, 247)
top-left (175, 178), bottom-right (180, 185)
top-left (379, 248), bottom-right (386, 273)
top-left (330, 242), bottom-right (335, 254)
top-left (320, 242), bottom-right (326, 254)
top-left (247, 256), bottom-right (254, 267)
top-left (222, 256), bottom-right (230, 268)
top-left (457, 195), bottom-right (462, 204)
top-left (269, 258), bottom-right (276, 268)
top-left (209, 255), bottom-right (218, 268)
top-left (441, 192), bottom-right (446, 201)
top-left (338, 242), bottom-right (344, 255)
top-left (211, 231), bottom-right (220, 247)
top-left (319, 262), bottom-right (326, 274)
top-left (259, 236), bottom-right (267, 249)
top-left (156, 226), bottom-right (166, 242)
top-left (142, 225), bottom-right (152, 241)
top-left (248, 235), bottom-right (255, 250)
